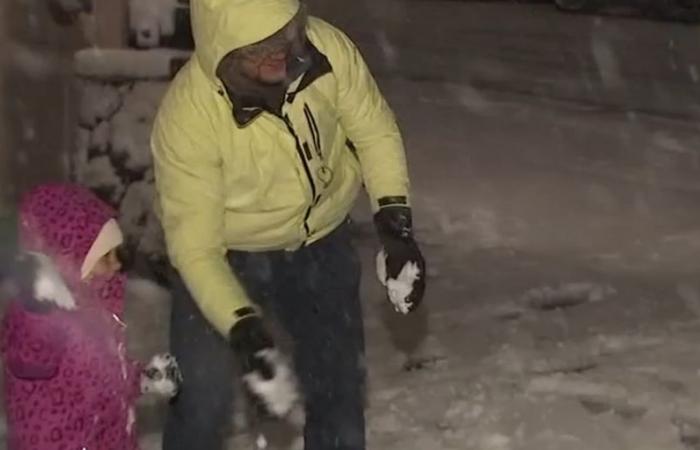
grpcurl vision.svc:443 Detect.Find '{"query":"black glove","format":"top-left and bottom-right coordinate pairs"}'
top-left (229, 314), bottom-right (276, 379)
top-left (229, 313), bottom-right (299, 418)
top-left (374, 202), bottom-right (426, 314)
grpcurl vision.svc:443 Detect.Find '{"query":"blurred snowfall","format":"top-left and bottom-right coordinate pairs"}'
top-left (6, 0), bottom-right (700, 449)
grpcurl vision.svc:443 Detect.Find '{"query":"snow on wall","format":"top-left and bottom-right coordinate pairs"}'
top-left (129, 0), bottom-right (178, 48)
top-left (73, 50), bottom-right (189, 262)
top-left (79, 82), bottom-right (122, 127)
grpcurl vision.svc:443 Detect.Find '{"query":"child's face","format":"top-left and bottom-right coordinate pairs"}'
top-left (87, 248), bottom-right (122, 278)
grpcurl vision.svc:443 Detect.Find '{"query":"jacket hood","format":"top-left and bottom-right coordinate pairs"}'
top-left (18, 184), bottom-right (117, 283)
top-left (191, 0), bottom-right (301, 82)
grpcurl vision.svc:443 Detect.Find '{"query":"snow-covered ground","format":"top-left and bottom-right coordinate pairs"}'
top-left (344, 4), bottom-right (700, 449)
top-left (128, 238), bottom-right (700, 450)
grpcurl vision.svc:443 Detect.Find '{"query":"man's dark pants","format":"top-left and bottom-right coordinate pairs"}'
top-left (162, 223), bottom-right (366, 450)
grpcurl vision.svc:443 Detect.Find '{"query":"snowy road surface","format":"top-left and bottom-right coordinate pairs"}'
top-left (9, 1), bottom-right (700, 449)
top-left (140, 2), bottom-right (700, 449)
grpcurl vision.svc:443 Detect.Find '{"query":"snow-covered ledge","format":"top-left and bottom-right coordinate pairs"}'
top-left (75, 48), bottom-right (190, 81)
top-left (72, 48), bottom-right (191, 267)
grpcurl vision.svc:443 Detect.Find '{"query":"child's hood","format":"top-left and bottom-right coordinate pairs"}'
top-left (18, 184), bottom-right (117, 283)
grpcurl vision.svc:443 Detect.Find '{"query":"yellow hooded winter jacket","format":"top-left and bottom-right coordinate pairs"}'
top-left (151, 0), bottom-right (410, 336)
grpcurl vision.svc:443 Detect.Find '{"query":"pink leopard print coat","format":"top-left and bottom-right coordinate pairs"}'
top-left (1, 184), bottom-right (142, 450)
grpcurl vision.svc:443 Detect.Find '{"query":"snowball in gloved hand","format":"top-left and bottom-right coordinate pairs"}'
top-left (376, 249), bottom-right (422, 314)
top-left (373, 204), bottom-right (427, 314)
top-left (241, 348), bottom-right (300, 418)
top-left (229, 315), bottom-right (301, 418)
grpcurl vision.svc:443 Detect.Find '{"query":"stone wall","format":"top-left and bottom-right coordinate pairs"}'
top-left (73, 48), bottom-right (190, 275)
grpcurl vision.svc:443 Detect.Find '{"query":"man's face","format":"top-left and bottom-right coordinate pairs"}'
top-left (239, 44), bottom-right (292, 85)
top-left (219, 12), bottom-right (307, 86)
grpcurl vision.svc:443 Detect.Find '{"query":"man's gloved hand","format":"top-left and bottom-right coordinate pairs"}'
top-left (141, 353), bottom-right (183, 398)
top-left (374, 202), bottom-right (426, 314)
top-left (229, 313), bottom-right (300, 418)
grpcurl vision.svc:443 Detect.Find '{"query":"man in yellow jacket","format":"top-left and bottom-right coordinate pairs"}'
top-left (151, 0), bottom-right (426, 448)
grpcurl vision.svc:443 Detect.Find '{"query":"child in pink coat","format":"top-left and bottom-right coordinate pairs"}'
top-left (1, 184), bottom-right (181, 450)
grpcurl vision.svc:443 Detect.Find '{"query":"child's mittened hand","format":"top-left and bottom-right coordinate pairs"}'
top-left (141, 353), bottom-right (183, 398)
